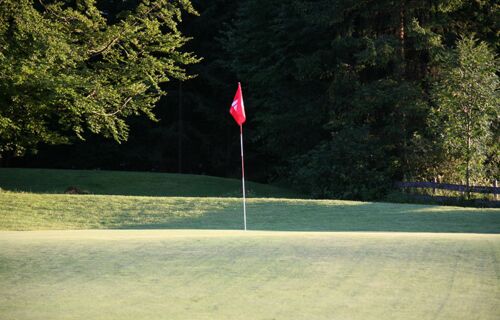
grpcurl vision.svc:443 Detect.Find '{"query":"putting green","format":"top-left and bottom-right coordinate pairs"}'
top-left (1, 230), bottom-right (498, 320)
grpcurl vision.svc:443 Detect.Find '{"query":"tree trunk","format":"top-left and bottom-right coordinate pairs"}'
top-left (399, 0), bottom-right (408, 180)
top-left (465, 115), bottom-right (471, 200)
top-left (399, 0), bottom-right (406, 76)
top-left (494, 180), bottom-right (498, 201)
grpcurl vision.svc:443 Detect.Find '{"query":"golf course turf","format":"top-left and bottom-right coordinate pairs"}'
top-left (1, 230), bottom-right (499, 320)
top-left (0, 169), bottom-right (499, 319)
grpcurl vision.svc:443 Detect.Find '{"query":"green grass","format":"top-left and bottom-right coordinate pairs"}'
top-left (0, 168), bottom-right (300, 198)
top-left (1, 230), bottom-right (499, 320)
top-left (1, 168), bottom-right (499, 319)
top-left (1, 192), bottom-right (499, 232)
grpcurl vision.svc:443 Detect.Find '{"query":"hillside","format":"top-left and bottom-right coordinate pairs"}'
top-left (1, 192), bottom-right (499, 232)
top-left (0, 168), bottom-right (300, 198)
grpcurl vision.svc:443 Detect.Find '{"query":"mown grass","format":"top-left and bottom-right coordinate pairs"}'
top-left (1, 192), bottom-right (499, 232)
top-left (1, 168), bottom-right (499, 320)
top-left (0, 168), bottom-right (300, 198)
top-left (1, 230), bottom-right (499, 320)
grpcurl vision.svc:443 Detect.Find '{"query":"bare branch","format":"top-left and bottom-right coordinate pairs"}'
top-left (89, 96), bottom-right (133, 117)
top-left (88, 36), bottom-right (121, 56)
top-left (86, 89), bottom-right (97, 98)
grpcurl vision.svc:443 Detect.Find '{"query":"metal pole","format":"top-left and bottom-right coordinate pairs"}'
top-left (240, 125), bottom-right (247, 230)
top-left (494, 180), bottom-right (498, 201)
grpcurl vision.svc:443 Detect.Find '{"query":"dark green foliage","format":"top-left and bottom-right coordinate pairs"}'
top-left (4, 0), bottom-right (499, 201)
top-left (0, 0), bottom-right (199, 156)
top-left (219, 0), bottom-right (498, 199)
top-left (290, 129), bottom-right (391, 200)
top-left (14, 0), bottom-right (243, 177)
top-left (221, 0), bottom-right (427, 198)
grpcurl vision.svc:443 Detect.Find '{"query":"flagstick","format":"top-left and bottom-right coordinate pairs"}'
top-left (240, 125), bottom-right (247, 231)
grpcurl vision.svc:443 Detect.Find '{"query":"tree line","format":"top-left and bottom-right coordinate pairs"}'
top-left (1, 0), bottom-right (498, 200)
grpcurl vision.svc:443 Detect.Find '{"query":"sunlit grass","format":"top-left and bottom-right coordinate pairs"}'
top-left (1, 230), bottom-right (498, 320)
top-left (1, 192), bottom-right (499, 232)
top-left (1, 169), bottom-right (499, 319)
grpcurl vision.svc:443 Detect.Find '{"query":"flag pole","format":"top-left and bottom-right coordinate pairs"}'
top-left (240, 124), bottom-right (247, 231)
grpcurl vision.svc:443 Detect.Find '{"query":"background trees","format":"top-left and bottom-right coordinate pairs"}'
top-left (430, 36), bottom-right (498, 192)
top-left (0, 0), bottom-right (199, 157)
top-left (221, 0), bottom-right (498, 199)
top-left (3, 0), bottom-right (499, 200)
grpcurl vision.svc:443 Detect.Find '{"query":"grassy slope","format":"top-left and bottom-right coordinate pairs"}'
top-left (1, 168), bottom-right (499, 319)
top-left (0, 168), bottom-right (299, 198)
top-left (1, 230), bottom-right (499, 320)
top-left (1, 192), bottom-right (499, 232)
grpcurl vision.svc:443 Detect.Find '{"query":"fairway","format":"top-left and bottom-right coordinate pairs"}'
top-left (1, 230), bottom-right (499, 320)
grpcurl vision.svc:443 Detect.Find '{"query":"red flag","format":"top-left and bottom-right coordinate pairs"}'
top-left (229, 82), bottom-right (246, 126)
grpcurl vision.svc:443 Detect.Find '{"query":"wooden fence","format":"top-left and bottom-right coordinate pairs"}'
top-left (395, 181), bottom-right (499, 195)
top-left (395, 180), bottom-right (499, 207)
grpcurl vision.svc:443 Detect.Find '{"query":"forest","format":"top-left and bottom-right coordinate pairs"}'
top-left (1, 0), bottom-right (498, 200)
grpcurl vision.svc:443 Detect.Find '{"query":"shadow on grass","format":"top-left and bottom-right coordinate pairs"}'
top-left (0, 168), bottom-right (301, 198)
top-left (117, 201), bottom-right (500, 234)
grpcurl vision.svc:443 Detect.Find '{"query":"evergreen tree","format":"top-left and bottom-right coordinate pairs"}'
top-left (222, 0), bottom-right (498, 199)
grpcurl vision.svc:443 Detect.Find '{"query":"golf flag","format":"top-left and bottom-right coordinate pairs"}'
top-left (229, 82), bottom-right (247, 230)
top-left (230, 82), bottom-right (246, 126)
